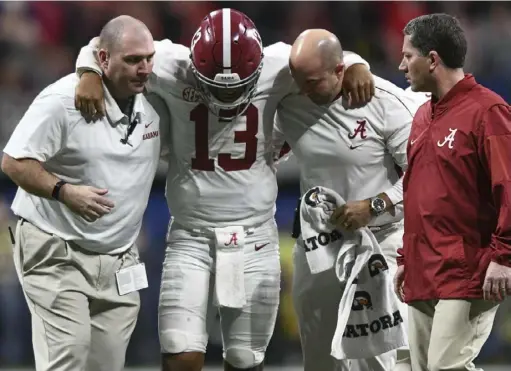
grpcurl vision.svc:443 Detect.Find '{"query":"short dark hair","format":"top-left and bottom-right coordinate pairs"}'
top-left (403, 13), bottom-right (467, 69)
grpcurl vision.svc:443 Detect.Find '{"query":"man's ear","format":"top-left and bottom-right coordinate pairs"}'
top-left (428, 51), bottom-right (441, 72)
top-left (98, 49), bottom-right (109, 69)
top-left (335, 62), bottom-right (345, 76)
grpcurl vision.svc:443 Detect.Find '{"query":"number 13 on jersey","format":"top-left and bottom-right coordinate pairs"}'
top-left (190, 103), bottom-right (259, 172)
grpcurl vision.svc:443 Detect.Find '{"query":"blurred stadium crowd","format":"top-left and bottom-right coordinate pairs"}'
top-left (1, 1), bottom-right (511, 367)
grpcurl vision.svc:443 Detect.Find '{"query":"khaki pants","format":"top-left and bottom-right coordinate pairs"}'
top-left (12, 219), bottom-right (140, 371)
top-left (408, 299), bottom-right (498, 371)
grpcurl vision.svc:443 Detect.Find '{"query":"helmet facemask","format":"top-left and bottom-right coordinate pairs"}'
top-left (191, 60), bottom-right (263, 120)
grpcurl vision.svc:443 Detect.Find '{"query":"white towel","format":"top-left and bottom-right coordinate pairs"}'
top-left (299, 187), bottom-right (344, 274)
top-left (213, 226), bottom-right (246, 309)
top-left (299, 186), bottom-right (407, 360)
top-left (332, 227), bottom-right (407, 359)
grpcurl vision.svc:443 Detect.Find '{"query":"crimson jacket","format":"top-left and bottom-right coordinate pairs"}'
top-left (397, 74), bottom-right (511, 302)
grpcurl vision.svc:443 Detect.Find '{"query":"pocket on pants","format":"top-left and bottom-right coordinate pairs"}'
top-left (19, 221), bottom-right (71, 276)
top-left (17, 222), bottom-right (76, 310)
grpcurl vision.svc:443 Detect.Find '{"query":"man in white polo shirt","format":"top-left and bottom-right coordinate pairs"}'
top-left (274, 29), bottom-right (422, 371)
top-left (1, 15), bottom-right (168, 371)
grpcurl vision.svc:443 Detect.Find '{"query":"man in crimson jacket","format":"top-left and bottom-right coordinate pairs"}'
top-left (394, 13), bottom-right (511, 371)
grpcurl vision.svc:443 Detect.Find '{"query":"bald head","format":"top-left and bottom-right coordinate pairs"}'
top-left (99, 15), bottom-right (151, 52)
top-left (289, 29), bottom-right (345, 105)
top-left (290, 29), bottom-right (343, 72)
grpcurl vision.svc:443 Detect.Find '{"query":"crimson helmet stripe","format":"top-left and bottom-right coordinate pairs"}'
top-left (222, 8), bottom-right (231, 74)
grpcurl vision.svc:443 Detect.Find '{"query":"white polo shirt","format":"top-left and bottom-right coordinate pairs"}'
top-left (4, 73), bottom-right (168, 254)
top-left (275, 75), bottom-right (422, 227)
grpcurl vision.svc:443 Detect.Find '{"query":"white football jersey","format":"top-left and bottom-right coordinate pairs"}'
top-left (275, 76), bottom-right (422, 227)
top-left (148, 40), bottom-right (294, 228)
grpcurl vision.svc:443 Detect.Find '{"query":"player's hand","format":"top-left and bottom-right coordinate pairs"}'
top-left (60, 184), bottom-right (114, 222)
top-left (75, 71), bottom-right (105, 123)
top-left (342, 64), bottom-right (375, 108)
top-left (483, 261), bottom-right (511, 302)
top-left (329, 199), bottom-right (372, 231)
top-left (394, 265), bottom-right (405, 302)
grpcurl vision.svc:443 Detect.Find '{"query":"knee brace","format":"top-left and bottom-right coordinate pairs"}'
top-left (224, 347), bottom-right (264, 369)
top-left (159, 329), bottom-right (207, 354)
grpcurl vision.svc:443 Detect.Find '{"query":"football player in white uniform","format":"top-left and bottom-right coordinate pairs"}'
top-left (274, 29), bottom-right (423, 371)
top-left (73, 10), bottom-right (375, 371)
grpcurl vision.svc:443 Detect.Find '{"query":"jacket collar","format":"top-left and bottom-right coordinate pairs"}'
top-left (430, 74), bottom-right (477, 118)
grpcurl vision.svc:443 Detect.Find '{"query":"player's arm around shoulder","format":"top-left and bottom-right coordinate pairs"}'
top-left (260, 42), bottom-right (296, 94)
top-left (342, 51), bottom-right (375, 107)
top-left (73, 33), bottom-right (108, 120)
top-left (262, 42), bottom-right (291, 67)
top-left (75, 35), bottom-right (105, 121)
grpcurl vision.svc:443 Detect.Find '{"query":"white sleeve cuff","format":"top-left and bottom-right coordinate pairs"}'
top-left (76, 38), bottom-right (102, 77)
top-left (384, 176), bottom-right (403, 206)
top-left (343, 51), bottom-right (370, 70)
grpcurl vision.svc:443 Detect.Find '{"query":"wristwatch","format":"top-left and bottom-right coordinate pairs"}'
top-left (370, 196), bottom-right (387, 216)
